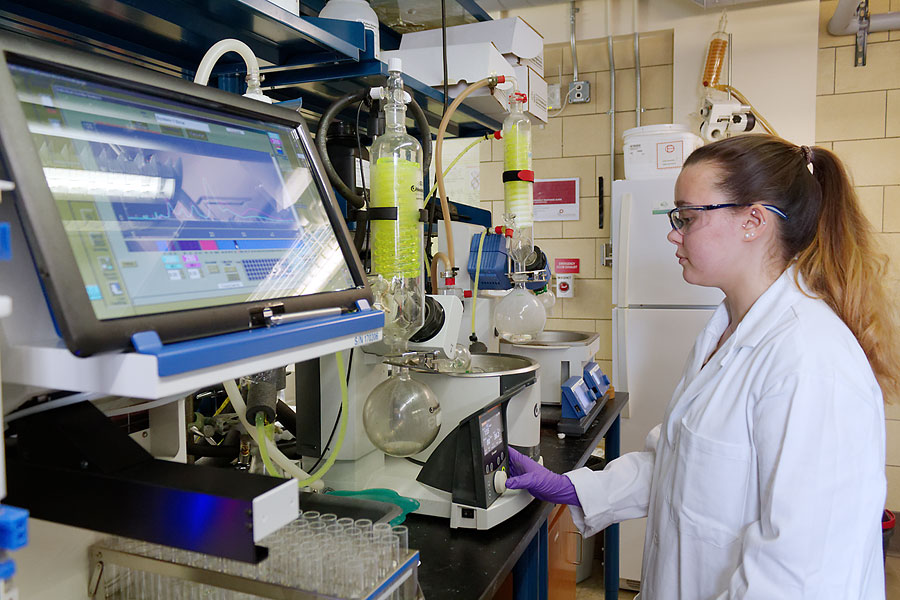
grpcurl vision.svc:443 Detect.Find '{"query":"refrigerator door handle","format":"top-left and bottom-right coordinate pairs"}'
top-left (617, 192), bottom-right (633, 307)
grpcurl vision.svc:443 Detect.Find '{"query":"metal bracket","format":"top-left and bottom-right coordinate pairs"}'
top-left (600, 242), bottom-right (613, 268)
top-left (855, 0), bottom-right (870, 67)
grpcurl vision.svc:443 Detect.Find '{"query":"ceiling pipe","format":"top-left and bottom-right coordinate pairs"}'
top-left (827, 0), bottom-right (900, 35)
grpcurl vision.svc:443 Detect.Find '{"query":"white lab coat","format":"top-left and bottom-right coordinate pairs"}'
top-left (567, 267), bottom-right (887, 599)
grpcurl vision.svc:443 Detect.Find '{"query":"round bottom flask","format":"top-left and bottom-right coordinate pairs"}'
top-left (363, 368), bottom-right (441, 457)
top-left (494, 282), bottom-right (547, 343)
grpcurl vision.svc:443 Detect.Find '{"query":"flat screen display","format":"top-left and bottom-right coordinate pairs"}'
top-left (10, 63), bottom-right (357, 321)
top-left (479, 404), bottom-right (505, 473)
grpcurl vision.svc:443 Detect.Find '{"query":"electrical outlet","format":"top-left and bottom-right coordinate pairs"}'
top-left (569, 80), bottom-right (591, 104)
top-left (547, 83), bottom-right (561, 111)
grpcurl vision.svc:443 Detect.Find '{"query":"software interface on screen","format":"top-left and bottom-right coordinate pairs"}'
top-left (479, 405), bottom-right (504, 472)
top-left (10, 63), bottom-right (357, 321)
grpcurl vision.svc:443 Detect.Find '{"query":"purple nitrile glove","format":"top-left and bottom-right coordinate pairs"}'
top-left (505, 447), bottom-right (581, 507)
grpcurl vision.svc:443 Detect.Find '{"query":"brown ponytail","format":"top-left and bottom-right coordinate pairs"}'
top-left (685, 134), bottom-right (900, 402)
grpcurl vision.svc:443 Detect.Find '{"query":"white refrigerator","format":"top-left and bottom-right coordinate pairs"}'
top-left (610, 177), bottom-right (723, 587)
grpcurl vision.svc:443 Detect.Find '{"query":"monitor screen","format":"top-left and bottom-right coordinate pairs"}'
top-left (9, 63), bottom-right (358, 321)
top-left (479, 404), bottom-right (505, 473)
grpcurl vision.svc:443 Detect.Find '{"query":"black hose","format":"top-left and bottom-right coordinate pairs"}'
top-left (408, 91), bottom-right (433, 173)
top-left (316, 88), bottom-right (433, 210)
top-left (354, 210), bottom-right (368, 253)
top-left (275, 400), bottom-right (297, 437)
top-left (316, 89), bottom-right (370, 209)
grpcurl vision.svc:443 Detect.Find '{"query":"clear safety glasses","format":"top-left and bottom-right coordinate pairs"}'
top-left (667, 203), bottom-right (788, 233)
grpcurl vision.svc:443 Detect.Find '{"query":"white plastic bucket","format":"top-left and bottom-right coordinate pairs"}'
top-left (623, 124), bottom-right (703, 180)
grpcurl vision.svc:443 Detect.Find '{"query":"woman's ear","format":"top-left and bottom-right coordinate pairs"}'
top-left (741, 205), bottom-right (768, 241)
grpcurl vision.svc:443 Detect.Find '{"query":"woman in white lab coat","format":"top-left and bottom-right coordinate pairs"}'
top-left (505, 134), bottom-right (900, 599)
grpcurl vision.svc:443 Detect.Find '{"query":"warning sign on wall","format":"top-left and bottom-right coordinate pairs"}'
top-left (554, 258), bottom-right (580, 274)
top-left (534, 177), bottom-right (580, 222)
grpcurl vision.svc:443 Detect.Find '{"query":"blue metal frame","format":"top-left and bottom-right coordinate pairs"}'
top-left (455, 0), bottom-right (494, 22)
top-left (604, 417), bottom-right (622, 600)
top-left (132, 306), bottom-right (384, 377)
top-left (0, 0), bottom-right (503, 136)
top-left (513, 520), bottom-right (549, 600)
top-left (260, 52), bottom-right (502, 134)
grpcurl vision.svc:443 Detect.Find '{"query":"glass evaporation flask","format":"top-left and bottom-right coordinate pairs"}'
top-left (363, 367), bottom-right (441, 457)
top-left (494, 281), bottom-right (546, 343)
top-left (368, 59), bottom-right (425, 354)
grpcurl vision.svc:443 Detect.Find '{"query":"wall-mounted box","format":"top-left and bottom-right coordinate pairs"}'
top-left (382, 46), bottom-right (548, 124)
top-left (399, 16), bottom-right (544, 77)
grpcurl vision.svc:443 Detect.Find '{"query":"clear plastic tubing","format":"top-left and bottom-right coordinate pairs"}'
top-left (369, 57), bottom-right (425, 352)
top-left (502, 91), bottom-right (535, 269)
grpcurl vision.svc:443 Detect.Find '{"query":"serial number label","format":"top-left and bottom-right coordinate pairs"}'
top-left (353, 331), bottom-right (382, 346)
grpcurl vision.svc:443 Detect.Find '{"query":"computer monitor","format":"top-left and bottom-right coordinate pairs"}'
top-left (0, 33), bottom-right (370, 356)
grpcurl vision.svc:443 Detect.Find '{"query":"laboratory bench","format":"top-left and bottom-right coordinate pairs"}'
top-left (406, 392), bottom-right (629, 600)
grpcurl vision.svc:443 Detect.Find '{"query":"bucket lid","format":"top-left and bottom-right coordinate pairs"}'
top-left (623, 123), bottom-right (691, 139)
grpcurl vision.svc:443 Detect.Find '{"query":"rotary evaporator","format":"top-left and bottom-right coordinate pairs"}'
top-left (299, 73), bottom-right (562, 530)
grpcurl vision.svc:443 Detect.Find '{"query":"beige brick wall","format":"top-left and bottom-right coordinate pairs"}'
top-left (817, 0), bottom-right (900, 509)
top-left (479, 29), bottom-right (674, 377)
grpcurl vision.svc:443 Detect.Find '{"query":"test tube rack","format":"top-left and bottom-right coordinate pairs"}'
top-left (88, 537), bottom-right (420, 600)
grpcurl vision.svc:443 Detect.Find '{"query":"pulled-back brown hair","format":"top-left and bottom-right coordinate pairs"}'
top-left (685, 134), bottom-right (900, 402)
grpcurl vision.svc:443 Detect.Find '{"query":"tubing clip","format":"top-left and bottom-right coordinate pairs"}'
top-left (502, 169), bottom-right (535, 183)
top-left (368, 207), bottom-right (398, 221)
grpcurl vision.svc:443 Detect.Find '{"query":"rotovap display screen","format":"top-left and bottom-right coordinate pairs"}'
top-left (11, 63), bottom-right (357, 320)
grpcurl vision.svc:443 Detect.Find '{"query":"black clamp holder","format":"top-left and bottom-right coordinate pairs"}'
top-left (855, 0), bottom-right (870, 67)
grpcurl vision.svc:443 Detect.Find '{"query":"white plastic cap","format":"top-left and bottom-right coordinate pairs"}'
top-left (388, 57), bottom-right (402, 73)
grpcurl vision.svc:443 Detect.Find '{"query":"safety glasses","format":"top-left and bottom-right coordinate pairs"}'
top-left (667, 203), bottom-right (788, 233)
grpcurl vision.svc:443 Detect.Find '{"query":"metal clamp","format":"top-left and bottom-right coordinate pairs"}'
top-left (855, 0), bottom-right (870, 67)
top-left (600, 242), bottom-right (613, 268)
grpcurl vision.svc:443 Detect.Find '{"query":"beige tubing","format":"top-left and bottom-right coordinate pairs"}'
top-left (430, 251), bottom-right (450, 294)
top-left (434, 76), bottom-right (501, 272)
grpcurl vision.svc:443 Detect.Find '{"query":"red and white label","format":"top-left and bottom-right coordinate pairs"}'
top-left (657, 140), bottom-right (684, 169)
top-left (534, 178), bottom-right (580, 221)
top-left (554, 258), bottom-right (580, 274)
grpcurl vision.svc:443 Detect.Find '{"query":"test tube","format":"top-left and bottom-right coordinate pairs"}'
top-left (299, 541), bottom-right (323, 592)
top-left (336, 517), bottom-right (355, 531)
top-left (308, 521), bottom-right (327, 536)
top-left (359, 550), bottom-right (380, 593)
top-left (289, 519), bottom-right (309, 541)
top-left (319, 513), bottom-right (338, 526)
top-left (302, 510), bottom-right (321, 522)
top-left (354, 518), bottom-right (373, 534)
top-left (373, 522), bottom-right (392, 539)
top-left (391, 525), bottom-right (409, 554)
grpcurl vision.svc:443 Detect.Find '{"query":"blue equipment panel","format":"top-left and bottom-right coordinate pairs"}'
top-left (0, 222), bottom-right (10, 262)
top-left (561, 376), bottom-right (596, 420)
top-left (583, 362), bottom-right (611, 400)
top-left (466, 233), bottom-right (551, 291)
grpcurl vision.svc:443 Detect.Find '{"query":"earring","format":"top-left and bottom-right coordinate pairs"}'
top-left (744, 232), bottom-right (750, 238)
top-left (762, 220), bottom-right (767, 225)
top-left (745, 232), bottom-right (755, 238)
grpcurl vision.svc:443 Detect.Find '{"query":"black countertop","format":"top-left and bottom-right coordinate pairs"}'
top-left (407, 393), bottom-right (628, 600)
